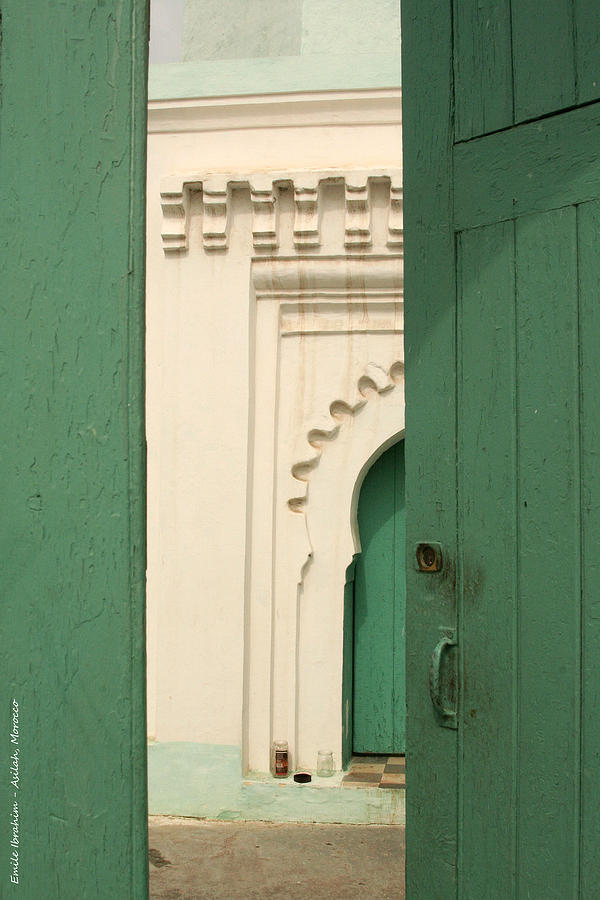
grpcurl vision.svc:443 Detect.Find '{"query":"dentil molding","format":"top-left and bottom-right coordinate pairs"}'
top-left (160, 169), bottom-right (403, 254)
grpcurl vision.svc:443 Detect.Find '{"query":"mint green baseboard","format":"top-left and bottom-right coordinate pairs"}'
top-left (148, 742), bottom-right (405, 825)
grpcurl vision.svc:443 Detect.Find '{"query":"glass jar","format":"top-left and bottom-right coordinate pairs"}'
top-left (270, 740), bottom-right (289, 778)
top-left (316, 750), bottom-right (334, 777)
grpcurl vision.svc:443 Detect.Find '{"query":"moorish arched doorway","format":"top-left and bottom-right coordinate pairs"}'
top-left (353, 438), bottom-right (406, 755)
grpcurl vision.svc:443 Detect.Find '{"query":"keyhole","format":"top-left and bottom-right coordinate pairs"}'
top-left (421, 545), bottom-right (435, 567)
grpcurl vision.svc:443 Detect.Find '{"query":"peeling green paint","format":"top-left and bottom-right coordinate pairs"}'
top-left (0, 1), bottom-right (148, 895)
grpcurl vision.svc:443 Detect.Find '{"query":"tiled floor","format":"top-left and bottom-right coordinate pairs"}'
top-left (342, 754), bottom-right (406, 790)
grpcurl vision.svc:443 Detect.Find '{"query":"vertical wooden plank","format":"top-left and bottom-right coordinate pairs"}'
top-left (515, 207), bottom-right (580, 897)
top-left (392, 441), bottom-right (407, 753)
top-left (402, 0), bottom-right (458, 892)
top-left (0, 2), bottom-right (149, 896)
top-left (454, 0), bottom-right (513, 140)
top-left (512, 0), bottom-right (576, 122)
top-left (354, 445), bottom-right (397, 753)
top-left (457, 221), bottom-right (517, 897)
top-left (574, 0), bottom-right (600, 104)
top-left (577, 199), bottom-right (600, 895)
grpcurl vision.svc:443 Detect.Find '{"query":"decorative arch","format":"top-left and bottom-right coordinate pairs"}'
top-left (288, 360), bottom-right (404, 515)
top-left (290, 364), bottom-right (405, 771)
top-left (285, 360), bottom-right (405, 600)
top-left (242, 191), bottom-right (403, 778)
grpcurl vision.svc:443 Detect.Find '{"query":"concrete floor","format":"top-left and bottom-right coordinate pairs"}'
top-left (149, 816), bottom-right (405, 900)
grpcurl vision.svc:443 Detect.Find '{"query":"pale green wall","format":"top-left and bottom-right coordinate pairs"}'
top-left (182, 0), bottom-right (303, 61)
top-left (148, 742), bottom-right (405, 824)
top-left (149, 0), bottom-right (401, 99)
top-left (302, 0), bottom-right (401, 56)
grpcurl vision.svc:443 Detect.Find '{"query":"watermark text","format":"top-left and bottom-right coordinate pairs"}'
top-left (9, 699), bottom-right (20, 886)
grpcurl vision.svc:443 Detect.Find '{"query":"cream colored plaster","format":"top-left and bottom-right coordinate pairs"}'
top-left (296, 381), bottom-right (404, 769)
top-left (146, 90), bottom-right (403, 765)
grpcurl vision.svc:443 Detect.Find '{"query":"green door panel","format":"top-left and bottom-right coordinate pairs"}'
top-left (456, 220), bottom-right (518, 896)
top-left (353, 441), bottom-right (406, 755)
top-left (577, 199), bottom-right (600, 895)
top-left (0, 2), bottom-right (149, 896)
top-left (458, 209), bottom-right (584, 895)
top-left (403, 0), bottom-right (600, 896)
top-left (453, 0), bottom-right (515, 139)
top-left (454, 0), bottom-right (600, 140)
top-left (509, 210), bottom-right (580, 892)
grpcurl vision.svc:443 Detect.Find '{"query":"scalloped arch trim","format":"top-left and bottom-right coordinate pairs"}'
top-left (288, 360), bottom-right (404, 513)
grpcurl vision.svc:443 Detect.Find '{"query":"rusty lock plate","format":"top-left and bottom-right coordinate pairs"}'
top-left (415, 542), bottom-right (443, 572)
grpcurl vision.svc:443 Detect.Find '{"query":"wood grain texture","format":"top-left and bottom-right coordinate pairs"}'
top-left (512, 0), bottom-right (576, 122)
top-left (0, 2), bottom-right (149, 897)
top-left (353, 441), bottom-right (406, 755)
top-left (402, 0), bottom-right (458, 894)
top-left (577, 199), bottom-right (600, 894)
top-left (575, 1), bottom-right (600, 104)
top-left (515, 208), bottom-right (581, 896)
top-left (456, 210), bottom-right (586, 898)
top-left (453, 0), bottom-right (600, 142)
top-left (456, 204), bottom-right (586, 898)
top-left (454, 101), bottom-right (600, 231)
top-left (457, 221), bottom-right (518, 896)
top-left (454, 0), bottom-right (513, 141)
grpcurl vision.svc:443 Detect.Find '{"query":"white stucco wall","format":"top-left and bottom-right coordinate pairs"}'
top-left (146, 88), bottom-right (403, 773)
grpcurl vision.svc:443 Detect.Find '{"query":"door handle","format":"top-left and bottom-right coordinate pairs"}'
top-left (429, 629), bottom-right (458, 729)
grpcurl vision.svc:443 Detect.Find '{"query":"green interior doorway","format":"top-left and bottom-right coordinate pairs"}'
top-left (352, 440), bottom-right (406, 755)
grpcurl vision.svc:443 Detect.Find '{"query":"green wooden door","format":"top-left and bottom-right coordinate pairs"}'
top-left (353, 441), bottom-right (406, 754)
top-left (0, 2), bottom-right (149, 896)
top-left (403, 1), bottom-right (600, 896)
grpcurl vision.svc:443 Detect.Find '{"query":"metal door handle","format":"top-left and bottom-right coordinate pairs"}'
top-left (429, 630), bottom-right (457, 728)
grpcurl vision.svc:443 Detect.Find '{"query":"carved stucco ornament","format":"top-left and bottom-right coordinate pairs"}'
top-left (159, 169), bottom-right (403, 253)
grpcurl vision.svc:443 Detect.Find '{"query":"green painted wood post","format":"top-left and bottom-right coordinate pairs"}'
top-left (402, 1), bottom-right (459, 893)
top-left (0, 2), bottom-right (149, 897)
